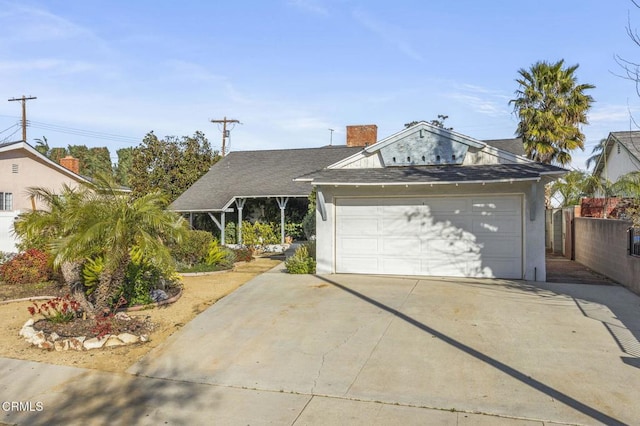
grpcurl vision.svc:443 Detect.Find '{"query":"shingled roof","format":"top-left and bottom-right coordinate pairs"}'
top-left (483, 138), bottom-right (525, 156)
top-left (170, 145), bottom-right (362, 212)
top-left (593, 131), bottom-right (640, 177)
top-left (296, 163), bottom-right (565, 186)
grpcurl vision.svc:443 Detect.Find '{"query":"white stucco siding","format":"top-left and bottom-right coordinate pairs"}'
top-left (315, 181), bottom-right (547, 281)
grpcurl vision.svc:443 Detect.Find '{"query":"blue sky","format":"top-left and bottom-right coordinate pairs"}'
top-left (1, 0), bottom-right (639, 170)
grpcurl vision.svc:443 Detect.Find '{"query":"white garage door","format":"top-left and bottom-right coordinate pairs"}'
top-left (335, 196), bottom-right (522, 279)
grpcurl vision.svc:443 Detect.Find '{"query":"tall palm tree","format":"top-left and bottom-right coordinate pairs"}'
top-left (510, 60), bottom-right (595, 165)
top-left (14, 176), bottom-right (188, 317)
top-left (586, 138), bottom-right (607, 171)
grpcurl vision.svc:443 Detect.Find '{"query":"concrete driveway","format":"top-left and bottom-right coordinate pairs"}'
top-left (123, 265), bottom-right (640, 425)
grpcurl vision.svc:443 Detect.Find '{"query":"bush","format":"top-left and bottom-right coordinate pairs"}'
top-left (275, 222), bottom-right (304, 241)
top-left (170, 229), bottom-right (214, 267)
top-left (285, 244), bottom-right (316, 274)
top-left (233, 246), bottom-right (254, 263)
top-left (205, 239), bottom-right (234, 267)
top-left (241, 221), bottom-right (278, 246)
top-left (225, 222), bottom-right (237, 244)
top-left (0, 248), bottom-right (52, 285)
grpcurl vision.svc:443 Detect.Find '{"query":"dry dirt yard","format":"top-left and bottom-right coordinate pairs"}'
top-left (0, 257), bottom-right (282, 373)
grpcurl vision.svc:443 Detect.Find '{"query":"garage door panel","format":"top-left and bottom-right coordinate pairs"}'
top-left (340, 238), bottom-right (379, 253)
top-left (337, 217), bottom-right (379, 236)
top-left (335, 196), bottom-right (522, 279)
top-left (472, 216), bottom-right (520, 235)
top-left (382, 238), bottom-right (419, 253)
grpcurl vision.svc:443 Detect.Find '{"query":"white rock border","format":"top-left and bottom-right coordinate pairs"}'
top-left (19, 318), bottom-right (148, 352)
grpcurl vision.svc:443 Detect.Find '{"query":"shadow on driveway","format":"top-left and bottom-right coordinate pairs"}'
top-left (316, 275), bottom-right (627, 426)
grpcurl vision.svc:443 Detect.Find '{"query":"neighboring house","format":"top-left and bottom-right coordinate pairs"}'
top-left (592, 131), bottom-right (640, 194)
top-left (0, 140), bottom-right (89, 252)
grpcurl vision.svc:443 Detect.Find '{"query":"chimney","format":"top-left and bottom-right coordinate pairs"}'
top-left (60, 156), bottom-right (80, 174)
top-left (346, 124), bottom-right (377, 147)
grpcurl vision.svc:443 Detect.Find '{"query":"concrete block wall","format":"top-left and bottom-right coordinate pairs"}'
top-left (574, 217), bottom-right (640, 294)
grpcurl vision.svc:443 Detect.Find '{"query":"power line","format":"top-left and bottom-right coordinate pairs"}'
top-left (210, 116), bottom-right (240, 156)
top-left (28, 121), bottom-right (140, 144)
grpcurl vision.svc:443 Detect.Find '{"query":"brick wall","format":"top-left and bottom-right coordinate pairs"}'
top-left (574, 217), bottom-right (640, 294)
top-left (346, 125), bottom-right (377, 147)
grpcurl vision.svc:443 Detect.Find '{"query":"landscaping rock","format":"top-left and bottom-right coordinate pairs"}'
top-left (29, 331), bottom-right (46, 346)
top-left (114, 312), bottom-right (131, 321)
top-left (49, 332), bottom-right (60, 342)
top-left (104, 335), bottom-right (125, 347)
top-left (84, 337), bottom-right (108, 350)
top-left (117, 333), bottom-right (139, 344)
top-left (38, 341), bottom-right (53, 351)
top-left (54, 339), bottom-right (69, 351)
top-left (150, 289), bottom-right (168, 302)
top-left (68, 337), bottom-right (85, 351)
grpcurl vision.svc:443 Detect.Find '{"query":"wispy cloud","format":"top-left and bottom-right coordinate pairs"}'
top-left (287, 0), bottom-right (329, 16)
top-left (0, 59), bottom-right (95, 74)
top-left (446, 83), bottom-right (511, 117)
top-left (351, 8), bottom-right (423, 62)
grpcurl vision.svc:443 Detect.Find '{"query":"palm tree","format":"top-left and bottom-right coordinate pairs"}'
top-left (510, 59), bottom-right (595, 165)
top-left (33, 136), bottom-right (50, 157)
top-left (549, 170), bottom-right (599, 207)
top-left (586, 138), bottom-right (607, 171)
top-left (14, 175), bottom-right (188, 317)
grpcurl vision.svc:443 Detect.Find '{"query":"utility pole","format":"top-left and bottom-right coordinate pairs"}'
top-left (210, 116), bottom-right (240, 156)
top-left (8, 95), bottom-right (37, 142)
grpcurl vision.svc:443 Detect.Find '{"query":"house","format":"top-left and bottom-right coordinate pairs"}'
top-left (0, 140), bottom-right (89, 252)
top-left (592, 131), bottom-right (640, 193)
top-left (172, 123), bottom-right (565, 281)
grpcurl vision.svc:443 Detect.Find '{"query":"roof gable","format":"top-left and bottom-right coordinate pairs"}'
top-left (330, 122), bottom-right (530, 169)
top-left (0, 140), bottom-right (90, 183)
top-left (593, 131), bottom-right (640, 178)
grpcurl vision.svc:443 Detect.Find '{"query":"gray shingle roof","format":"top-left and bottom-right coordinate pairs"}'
top-left (483, 138), bottom-right (525, 156)
top-left (297, 163), bottom-right (566, 185)
top-left (170, 145), bottom-right (362, 211)
top-left (611, 131), bottom-right (640, 160)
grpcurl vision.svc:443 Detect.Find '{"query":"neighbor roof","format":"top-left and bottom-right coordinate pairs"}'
top-left (170, 145), bottom-right (362, 212)
top-left (593, 131), bottom-right (640, 177)
top-left (483, 138), bottom-right (525, 156)
top-left (296, 163), bottom-right (566, 186)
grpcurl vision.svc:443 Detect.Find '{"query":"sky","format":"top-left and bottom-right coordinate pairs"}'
top-left (1, 0), bottom-right (640, 170)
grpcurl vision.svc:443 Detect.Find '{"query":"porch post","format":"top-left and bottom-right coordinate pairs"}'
top-left (221, 212), bottom-right (226, 245)
top-left (276, 197), bottom-right (289, 244)
top-left (235, 198), bottom-right (246, 244)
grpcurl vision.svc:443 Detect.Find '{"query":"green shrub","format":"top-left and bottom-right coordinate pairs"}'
top-left (0, 249), bottom-right (52, 284)
top-left (81, 256), bottom-right (104, 295)
top-left (224, 222), bottom-right (237, 244)
top-left (275, 222), bottom-right (304, 241)
top-left (241, 221), bottom-right (278, 246)
top-left (285, 244), bottom-right (316, 274)
top-left (205, 239), bottom-right (227, 266)
top-left (170, 229), bottom-right (214, 266)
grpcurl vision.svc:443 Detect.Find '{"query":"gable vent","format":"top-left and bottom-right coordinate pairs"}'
top-left (11, 164), bottom-right (18, 174)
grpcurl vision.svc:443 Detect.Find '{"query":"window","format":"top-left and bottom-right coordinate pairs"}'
top-left (0, 192), bottom-right (12, 211)
top-left (630, 228), bottom-right (640, 256)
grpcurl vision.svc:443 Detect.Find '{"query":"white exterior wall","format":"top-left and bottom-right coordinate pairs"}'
top-left (601, 142), bottom-right (640, 184)
top-left (315, 180), bottom-right (547, 281)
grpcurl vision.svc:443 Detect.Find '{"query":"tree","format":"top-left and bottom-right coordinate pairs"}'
top-left (549, 170), bottom-right (598, 207)
top-left (115, 147), bottom-right (134, 186)
top-left (129, 131), bottom-right (219, 202)
top-left (586, 138), bottom-right (607, 170)
top-left (510, 59), bottom-right (595, 165)
top-left (612, 171), bottom-right (640, 226)
top-left (67, 145), bottom-right (113, 177)
top-left (404, 115), bottom-right (453, 130)
top-left (33, 136), bottom-right (50, 156)
top-left (14, 175), bottom-right (188, 317)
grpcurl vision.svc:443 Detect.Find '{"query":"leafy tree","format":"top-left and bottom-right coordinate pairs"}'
top-left (612, 171), bottom-right (640, 226)
top-left (115, 147), bottom-right (134, 186)
top-left (510, 60), bottom-right (595, 165)
top-left (68, 145), bottom-right (112, 177)
top-left (14, 175), bottom-right (188, 317)
top-left (49, 147), bottom-right (68, 165)
top-left (404, 115), bottom-right (453, 130)
top-left (129, 131), bottom-right (219, 202)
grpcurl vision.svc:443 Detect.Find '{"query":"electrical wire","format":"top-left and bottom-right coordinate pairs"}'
top-left (0, 123), bottom-right (19, 135)
top-left (29, 121), bottom-right (140, 143)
